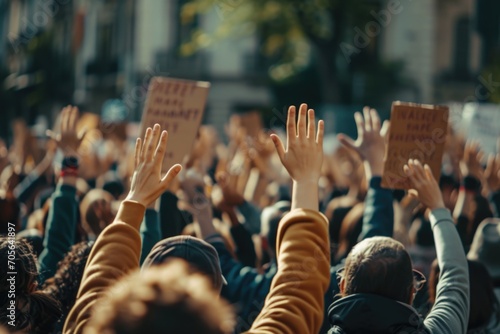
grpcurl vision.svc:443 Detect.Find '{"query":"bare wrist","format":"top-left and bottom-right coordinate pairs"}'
top-left (364, 161), bottom-right (383, 179)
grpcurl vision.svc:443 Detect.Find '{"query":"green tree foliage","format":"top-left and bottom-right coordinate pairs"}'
top-left (181, 0), bottom-right (413, 105)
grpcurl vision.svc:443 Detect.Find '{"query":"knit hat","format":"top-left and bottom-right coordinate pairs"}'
top-left (467, 218), bottom-right (500, 280)
top-left (142, 235), bottom-right (226, 290)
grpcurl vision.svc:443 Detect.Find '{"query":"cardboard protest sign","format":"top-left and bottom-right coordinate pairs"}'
top-left (381, 102), bottom-right (449, 189)
top-left (462, 103), bottom-right (500, 157)
top-left (140, 77), bottom-right (210, 172)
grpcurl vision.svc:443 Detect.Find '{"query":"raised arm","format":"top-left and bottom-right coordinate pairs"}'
top-left (485, 153), bottom-right (500, 217)
top-left (39, 106), bottom-right (83, 282)
top-left (404, 160), bottom-right (469, 334)
top-left (64, 124), bottom-right (182, 333)
top-left (338, 107), bottom-right (393, 239)
top-left (139, 200), bottom-right (161, 265)
top-left (247, 104), bottom-right (330, 334)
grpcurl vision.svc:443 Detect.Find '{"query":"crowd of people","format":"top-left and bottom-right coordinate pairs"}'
top-left (0, 102), bottom-right (499, 334)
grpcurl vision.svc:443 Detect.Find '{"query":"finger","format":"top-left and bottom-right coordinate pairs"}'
top-left (270, 134), bottom-right (286, 162)
top-left (370, 108), bottom-right (381, 132)
top-left (403, 164), bottom-right (412, 177)
top-left (337, 134), bottom-right (357, 152)
top-left (406, 159), bottom-right (417, 177)
top-left (354, 112), bottom-right (364, 141)
top-left (60, 106), bottom-right (70, 133)
top-left (297, 103), bottom-right (307, 138)
top-left (134, 138), bottom-right (142, 169)
top-left (363, 106), bottom-right (372, 132)
top-left (286, 105), bottom-right (297, 144)
top-left (412, 160), bottom-right (426, 179)
top-left (380, 120), bottom-right (390, 139)
top-left (408, 189), bottom-right (419, 199)
top-left (46, 129), bottom-right (60, 142)
top-left (216, 171), bottom-right (228, 187)
top-left (405, 162), bottom-right (421, 187)
top-left (161, 164), bottom-right (183, 188)
top-left (423, 164), bottom-right (434, 181)
top-left (154, 130), bottom-right (168, 166)
top-left (307, 108), bottom-right (316, 139)
top-left (486, 154), bottom-right (495, 175)
top-left (146, 124), bottom-right (161, 162)
top-left (140, 127), bottom-right (153, 161)
top-left (78, 127), bottom-right (88, 144)
top-left (69, 106), bottom-right (78, 132)
top-left (316, 120), bottom-right (324, 149)
top-left (477, 150), bottom-right (485, 163)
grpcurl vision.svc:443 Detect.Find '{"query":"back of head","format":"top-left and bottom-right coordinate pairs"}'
top-left (80, 189), bottom-right (114, 237)
top-left (467, 218), bottom-right (500, 281)
top-left (468, 195), bottom-right (494, 246)
top-left (343, 236), bottom-right (414, 304)
top-left (260, 201), bottom-right (290, 255)
top-left (87, 260), bottom-right (234, 334)
top-left (142, 236), bottom-right (225, 291)
top-left (0, 237), bottom-right (61, 333)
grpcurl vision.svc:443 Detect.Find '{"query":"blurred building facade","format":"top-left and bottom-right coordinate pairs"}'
top-left (1, 0), bottom-right (498, 138)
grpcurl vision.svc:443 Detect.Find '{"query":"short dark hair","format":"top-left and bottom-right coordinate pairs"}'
top-left (343, 237), bottom-right (414, 303)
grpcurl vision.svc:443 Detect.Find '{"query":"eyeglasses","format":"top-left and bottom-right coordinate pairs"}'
top-left (336, 267), bottom-right (427, 292)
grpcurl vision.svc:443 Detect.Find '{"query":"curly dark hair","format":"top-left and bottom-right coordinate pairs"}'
top-left (43, 240), bottom-right (94, 330)
top-left (0, 237), bottom-right (61, 333)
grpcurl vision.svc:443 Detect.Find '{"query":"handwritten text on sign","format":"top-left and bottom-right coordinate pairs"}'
top-left (140, 77), bottom-right (210, 172)
top-left (382, 102), bottom-right (449, 189)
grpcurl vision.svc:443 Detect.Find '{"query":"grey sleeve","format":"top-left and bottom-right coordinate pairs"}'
top-left (424, 208), bottom-right (469, 334)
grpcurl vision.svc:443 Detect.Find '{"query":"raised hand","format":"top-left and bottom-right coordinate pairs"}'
top-left (126, 124), bottom-right (182, 207)
top-left (404, 159), bottom-right (445, 210)
top-left (337, 107), bottom-right (389, 179)
top-left (461, 141), bottom-right (484, 180)
top-left (485, 154), bottom-right (500, 193)
top-left (47, 106), bottom-right (86, 157)
top-left (270, 103), bottom-right (324, 211)
top-left (215, 172), bottom-right (245, 207)
top-left (271, 103), bottom-right (324, 183)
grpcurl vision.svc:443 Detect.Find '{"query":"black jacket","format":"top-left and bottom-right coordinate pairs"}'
top-left (327, 294), bottom-right (429, 334)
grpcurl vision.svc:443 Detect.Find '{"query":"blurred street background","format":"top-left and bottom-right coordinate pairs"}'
top-left (0, 0), bottom-right (499, 141)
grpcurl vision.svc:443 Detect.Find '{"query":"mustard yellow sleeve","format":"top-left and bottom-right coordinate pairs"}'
top-left (63, 201), bottom-right (145, 334)
top-left (246, 209), bottom-right (330, 334)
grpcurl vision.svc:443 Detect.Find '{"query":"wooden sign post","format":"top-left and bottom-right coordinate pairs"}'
top-left (139, 77), bottom-right (210, 172)
top-left (381, 101), bottom-right (449, 189)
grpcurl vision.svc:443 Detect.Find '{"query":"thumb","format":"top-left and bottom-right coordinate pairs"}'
top-left (161, 164), bottom-right (183, 187)
top-left (380, 120), bottom-right (390, 139)
top-left (270, 134), bottom-right (285, 162)
top-left (337, 134), bottom-right (357, 152)
top-left (46, 129), bottom-right (60, 142)
top-left (408, 189), bottom-right (419, 200)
